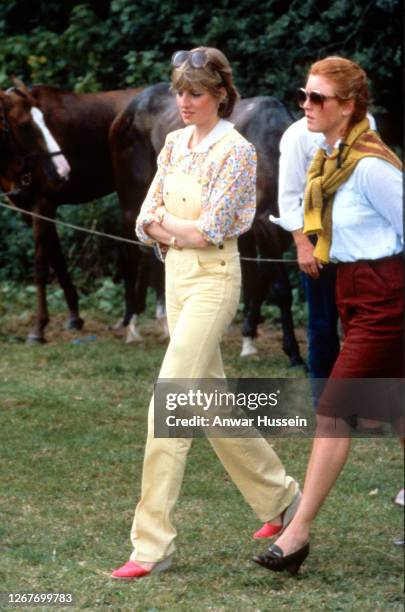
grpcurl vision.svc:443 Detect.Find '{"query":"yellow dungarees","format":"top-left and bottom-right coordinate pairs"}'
top-left (130, 132), bottom-right (298, 562)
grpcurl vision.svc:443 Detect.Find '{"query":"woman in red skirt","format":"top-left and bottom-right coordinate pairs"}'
top-left (254, 56), bottom-right (403, 575)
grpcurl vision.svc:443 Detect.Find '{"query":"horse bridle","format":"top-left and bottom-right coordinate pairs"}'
top-left (0, 98), bottom-right (64, 188)
top-left (19, 150), bottom-right (64, 187)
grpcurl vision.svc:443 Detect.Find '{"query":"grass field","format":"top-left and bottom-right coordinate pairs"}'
top-left (0, 309), bottom-right (403, 611)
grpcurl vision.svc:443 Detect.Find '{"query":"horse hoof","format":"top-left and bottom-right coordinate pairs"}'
top-left (26, 334), bottom-right (47, 345)
top-left (64, 316), bottom-right (84, 331)
top-left (113, 317), bottom-right (126, 330)
top-left (126, 328), bottom-right (144, 343)
top-left (126, 315), bottom-right (144, 343)
top-left (288, 360), bottom-right (308, 373)
top-left (155, 303), bottom-right (166, 320)
top-left (158, 318), bottom-right (170, 340)
top-left (240, 337), bottom-right (258, 357)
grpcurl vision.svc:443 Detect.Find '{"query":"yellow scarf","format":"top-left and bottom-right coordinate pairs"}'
top-left (303, 117), bottom-right (403, 263)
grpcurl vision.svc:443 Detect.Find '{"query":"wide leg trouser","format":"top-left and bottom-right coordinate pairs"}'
top-left (130, 241), bottom-right (298, 562)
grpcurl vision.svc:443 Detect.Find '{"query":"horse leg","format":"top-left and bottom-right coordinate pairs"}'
top-left (46, 221), bottom-right (84, 331)
top-left (131, 248), bottom-right (167, 342)
top-left (123, 250), bottom-right (143, 343)
top-left (26, 204), bottom-right (52, 343)
top-left (26, 283), bottom-right (49, 344)
top-left (239, 232), bottom-right (263, 356)
top-left (27, 201), bottom-right (83, 343)
top-left (242, 263), bottom-right (272, 357)
top-left (110, 114), bottom-right (158, 343)
top-left (251, 216), bottom-right (306, 368)
top-left (117, 207), bottom-right (144, 343)
top-left (128, 246), bottom-right (150, 343)
top-left (149, 255), bottom-right (168, 339)
top-left (270, 264), bottom-right (306, 370)
top-left (156, 299), bottom-right (169, 339)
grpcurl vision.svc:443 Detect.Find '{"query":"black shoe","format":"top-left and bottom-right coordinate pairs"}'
top-left (252, 542), bottom-right (310, 575)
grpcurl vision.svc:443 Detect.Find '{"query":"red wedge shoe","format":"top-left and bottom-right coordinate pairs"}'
top-left (253, 522), bottom-right (282, 539)
top-left (253, 489), bottom-right (302, 539)
top-left (111, 556), bottom-right (172, 580)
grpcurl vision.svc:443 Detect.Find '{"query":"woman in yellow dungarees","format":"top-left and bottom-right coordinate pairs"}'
top-left (111, 47), bottom-right (300, 579)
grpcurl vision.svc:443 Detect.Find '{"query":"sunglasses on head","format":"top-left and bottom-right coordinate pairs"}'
top-left (171, 49), bottom-right (211, 69)
top-left (297, 88), bottom-right (338, 108)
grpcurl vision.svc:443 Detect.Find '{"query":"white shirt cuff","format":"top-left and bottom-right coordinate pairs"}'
top-left (269, 212), bottom-right (304, 232)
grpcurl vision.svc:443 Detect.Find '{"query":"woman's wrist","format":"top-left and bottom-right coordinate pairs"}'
top-left (170, 236), bottom-right (182, 250)
top-left (145, 219), bottom-right (172, 244)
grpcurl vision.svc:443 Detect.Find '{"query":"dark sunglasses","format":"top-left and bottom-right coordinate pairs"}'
top-left (297, 88), bottom-right (338, 108)
top-left (171, 49), bottom-right (210, 69)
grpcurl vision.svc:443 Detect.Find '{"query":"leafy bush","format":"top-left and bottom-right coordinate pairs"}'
top-left (56, 194), bottom-right (122, 287)
top-left (0, 1), bottom-right (400, 120)
top-left (0, 194), bottom-right (122, 284)
top-left (0, 207), bottom-right (35, 283)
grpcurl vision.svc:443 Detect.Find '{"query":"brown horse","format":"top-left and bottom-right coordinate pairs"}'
top-left (0, 82), bottom-right (142, 343)
top-left (110, 83), bottom-right (305, 367)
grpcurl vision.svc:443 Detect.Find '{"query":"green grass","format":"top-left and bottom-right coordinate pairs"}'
top-left (0, 313), bottom-right (403, 611)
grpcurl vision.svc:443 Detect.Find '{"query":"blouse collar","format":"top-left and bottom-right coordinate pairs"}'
top-left (320, 137), bottom-right (342, 157)
top-left (179, 119), bottom-right (234, 154)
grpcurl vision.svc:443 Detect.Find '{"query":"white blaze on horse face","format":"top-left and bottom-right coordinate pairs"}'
top-left (30, 107), bottom-right (71, 179)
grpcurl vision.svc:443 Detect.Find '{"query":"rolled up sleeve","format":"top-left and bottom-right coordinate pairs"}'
top-left (135, 133), bottom-right (176, 244)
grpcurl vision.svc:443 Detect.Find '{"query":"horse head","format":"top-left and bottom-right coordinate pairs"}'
top-left (0, 80), bottom-right (71, 193)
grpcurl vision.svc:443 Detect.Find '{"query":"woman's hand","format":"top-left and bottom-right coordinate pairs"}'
top-left (160, 209), bottom-right (209, 249)
top-left (145, 219), bottom-right (172, 245)
top-left (293, 229), bottom-right (322, 279)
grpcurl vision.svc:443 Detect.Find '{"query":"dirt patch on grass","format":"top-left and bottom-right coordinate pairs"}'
top-left (2, 310), bottom-right (308, 356)
top-left (2, 311), bottom-right (125, 344)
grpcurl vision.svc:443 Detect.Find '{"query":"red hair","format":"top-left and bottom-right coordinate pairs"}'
top-left (309, 56), bottom-right (369, 124)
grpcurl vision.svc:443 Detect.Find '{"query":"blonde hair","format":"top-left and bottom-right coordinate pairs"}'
top-left (309, 56), bottom-right (369, 124)
top-left (170, 47), bottom-right (239, 118)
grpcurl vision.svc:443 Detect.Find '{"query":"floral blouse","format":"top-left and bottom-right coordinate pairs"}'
top-left (135, 119), bottom-right (257, 246)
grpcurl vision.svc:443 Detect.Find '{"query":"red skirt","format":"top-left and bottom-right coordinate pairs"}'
top-left (317, 254), bottom-right (404, 428)
top-left (332, 254), bottom-right (403, 378)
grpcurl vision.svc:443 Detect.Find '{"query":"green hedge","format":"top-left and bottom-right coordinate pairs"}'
top-left (1, 1), bottom-right (401, 112)
top-left (0, 195), bottom-right (121, 285)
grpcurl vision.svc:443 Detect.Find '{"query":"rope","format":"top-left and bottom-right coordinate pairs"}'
top-left (0, 195), bottom-right (298, 263)
top-left (0, 197), bottom-right (145, 247)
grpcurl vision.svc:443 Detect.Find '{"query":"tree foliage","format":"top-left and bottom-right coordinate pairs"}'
top-left (0, 0), bottom-right (401, 117)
